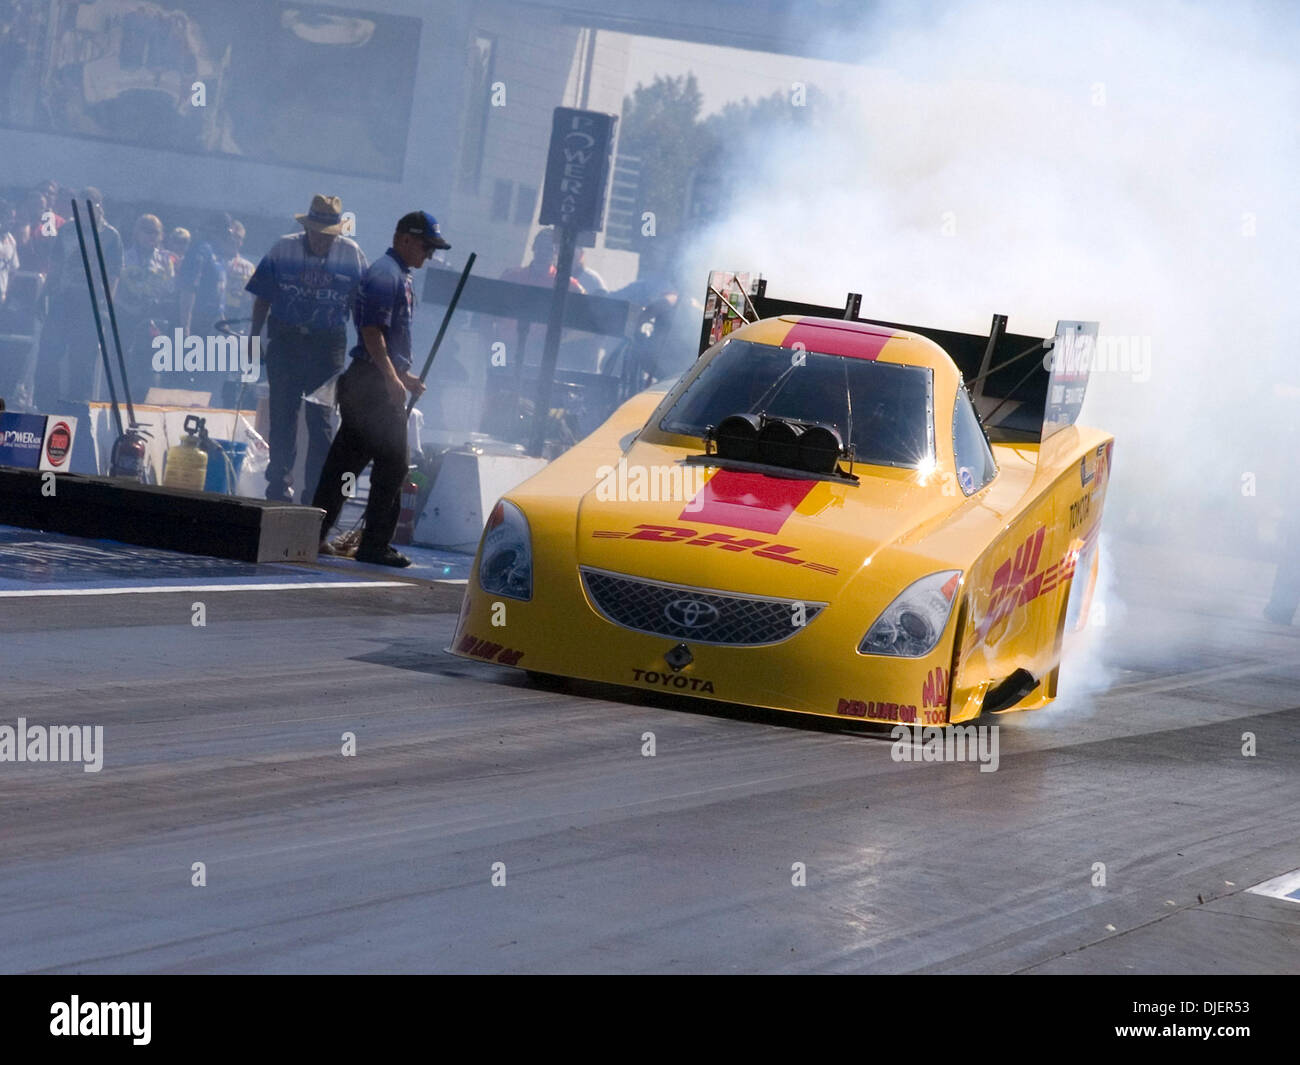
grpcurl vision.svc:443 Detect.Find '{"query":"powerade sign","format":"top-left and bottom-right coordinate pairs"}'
top-left (539, 107), bottom-right (617, 233)
top-left (0, 413), bottom-right (47, 468)
top-left (0, 413), bottom-right (77, 471)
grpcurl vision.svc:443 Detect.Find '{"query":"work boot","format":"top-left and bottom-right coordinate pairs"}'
top-left (266, 474), bottom-right (294, 503)
top-left (355, 545), bottom-right (412, 568)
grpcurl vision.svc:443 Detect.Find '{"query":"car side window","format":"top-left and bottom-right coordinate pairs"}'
top-left (952, 384), bottom-right (997, 495)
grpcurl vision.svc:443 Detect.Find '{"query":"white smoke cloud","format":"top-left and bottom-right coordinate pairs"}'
top-left (678, 0), bottom-right (1299, 694)
top-left (683, 0), bottom-right (1300, 531)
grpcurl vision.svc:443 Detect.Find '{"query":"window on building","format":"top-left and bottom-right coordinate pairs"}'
top-left (491, 179), bottom-right (513, 222)
top-left (514, 185), bottom-right (537, 226)
top-left (457, 34), bottom-right (496, 194)
top-left (604, 153), bottom-right (641, 251)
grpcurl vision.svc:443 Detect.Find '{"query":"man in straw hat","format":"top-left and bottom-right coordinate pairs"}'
top-left (246, 194), bottom-right (367, 502)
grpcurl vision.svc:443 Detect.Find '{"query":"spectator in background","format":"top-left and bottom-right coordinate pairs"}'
top-left (44, 187), bottom-right (123, 301)
top-left (35, 178), bottom-right (60, 205)
top-left (246, 194), bottom-right (367, 503)
top-left (573, 245), bottom-right (607, 295)
top-left (117, 212), bottom-right (175, 386)
top-left (118, 213), bottom-right (174, 314)
top-left (223, 219), bottom-right (255, 320)
top-left (15, 186), bottom-right (61, 276)
top-left (163, 225), bottom-right (190, 273)
top-left (501, 227), bottom-right (585, 292)
top-left (0, 199), bottom-right (18, 304)
top-left (176, 211), bottom-right (238, 402)
top-left (34, 187), bottom-right (122, 408)
top-left (0, 198), bottom-right (22, 405)
top-left (177, 210), bottom-right (233, 336)
top-left (495, 226), bottom-right (585, 361)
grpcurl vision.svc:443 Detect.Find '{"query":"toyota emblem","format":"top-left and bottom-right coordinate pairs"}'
top-left (665, 598), bottom-right (719, 628)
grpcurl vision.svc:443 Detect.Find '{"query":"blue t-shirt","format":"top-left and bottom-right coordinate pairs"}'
top-left (245, 232), bottom-right (367, 331)
top-left (349, 248), bottom-right (414, 373)
top-left (177, 239), bottom-right (228, 328)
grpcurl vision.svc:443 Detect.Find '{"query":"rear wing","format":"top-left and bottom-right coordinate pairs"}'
top-left (699, 271), bottom-right (1097, 444)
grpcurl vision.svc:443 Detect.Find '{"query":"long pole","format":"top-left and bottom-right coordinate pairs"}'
top-left (406, 252), bottom-right (476, 417)
top-left (528, 225), bottom-right (575, 457)
top-left (87, 199), bottom-right (137, 427)
top-left (71, 200), bottom-right (124, 440)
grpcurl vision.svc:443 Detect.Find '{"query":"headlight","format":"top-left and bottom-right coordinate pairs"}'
top-left (859, 570), bottom-right (961, 657)
top-left (478, 500), bottom-right (532, 600)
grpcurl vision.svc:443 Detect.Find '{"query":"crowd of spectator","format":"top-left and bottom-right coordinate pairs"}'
top-left (0, 177), bottom-right (256, 408)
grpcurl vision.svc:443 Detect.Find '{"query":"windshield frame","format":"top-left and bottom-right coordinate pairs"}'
top-left (655, 338), bottom-right (937, 472)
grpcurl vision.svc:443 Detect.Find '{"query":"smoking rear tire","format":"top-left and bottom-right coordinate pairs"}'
top-left (1064, 539), bottom-right (1100, 633)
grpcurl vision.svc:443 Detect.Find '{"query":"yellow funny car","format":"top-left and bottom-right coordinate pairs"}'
top-left (451, 274), bottom-right (1113, 725)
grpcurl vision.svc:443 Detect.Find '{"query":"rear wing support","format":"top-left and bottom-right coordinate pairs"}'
top-left (697, 270), bottom-right (1097, 443)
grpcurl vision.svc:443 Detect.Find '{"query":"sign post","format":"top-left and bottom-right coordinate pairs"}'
top-left (529, 107), bottom-right (616, 457)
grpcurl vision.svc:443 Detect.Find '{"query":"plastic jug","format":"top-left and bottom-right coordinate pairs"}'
top-left (163, 414), bottom-right (208, 491)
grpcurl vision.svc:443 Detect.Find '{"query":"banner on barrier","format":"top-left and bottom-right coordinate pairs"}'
top-left (0, 413), bottom-right (77, 472)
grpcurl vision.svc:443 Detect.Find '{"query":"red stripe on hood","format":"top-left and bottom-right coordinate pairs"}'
top-left (782, 320), bottom-right (894, 360)
top-left (680, 470), bottom-right (814, 534)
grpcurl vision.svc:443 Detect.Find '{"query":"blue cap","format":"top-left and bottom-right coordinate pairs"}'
top-left (397, 210), bottom-right (451, 249)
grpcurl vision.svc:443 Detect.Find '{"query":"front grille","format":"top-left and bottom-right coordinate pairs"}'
top-left (580, 567), bottom-right (825, 646)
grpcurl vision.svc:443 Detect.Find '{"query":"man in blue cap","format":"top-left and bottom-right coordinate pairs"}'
top-left (312, 210), bottom-right (449, 567)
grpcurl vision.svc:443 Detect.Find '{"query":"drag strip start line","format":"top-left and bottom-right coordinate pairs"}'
top-left (0, 581), bottom-right (415, 598)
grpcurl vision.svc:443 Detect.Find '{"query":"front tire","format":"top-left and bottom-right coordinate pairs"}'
top-left (525, 670), bottom-right (569, 691)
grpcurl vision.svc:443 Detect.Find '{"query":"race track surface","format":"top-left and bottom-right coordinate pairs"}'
top-left (1, 527), bottom-right (1297, 973)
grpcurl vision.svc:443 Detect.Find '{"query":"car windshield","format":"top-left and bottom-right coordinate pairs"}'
top-left (659, 340), bottom-right (934, 468)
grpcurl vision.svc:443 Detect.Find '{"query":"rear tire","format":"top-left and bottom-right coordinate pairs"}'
top-left (1064, 539), bottom-right (1100, 632)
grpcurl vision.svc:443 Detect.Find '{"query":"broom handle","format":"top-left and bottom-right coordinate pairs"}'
top-left (406, 252), bottom-right (476, 417)
top-left (87, 199), bottom-right (137, 427)
top-left (71, 200), bottom-right (124, 439)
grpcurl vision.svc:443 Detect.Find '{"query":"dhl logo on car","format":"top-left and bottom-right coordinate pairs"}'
top-left (972, 525), bottom-right (1071, 642)
top-left (971, 525), bottom-right (1084, 644)
top-left (590, 524), bottom-right (840, 575)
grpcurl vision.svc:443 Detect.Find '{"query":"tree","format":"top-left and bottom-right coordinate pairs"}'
top-left (615, 75), bottom-right (828, 279)
top-left (619, 74), bottom-right (710, 252)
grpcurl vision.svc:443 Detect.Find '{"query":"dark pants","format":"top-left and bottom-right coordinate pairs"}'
top-left (1268, 508), bottom-right (1300, 623)
top-left (34, 302), bottom-right (101, 408)
top-left (311, 358), bottom-right (408, 553)
top-left (265, 323), bottom-right (347, 501)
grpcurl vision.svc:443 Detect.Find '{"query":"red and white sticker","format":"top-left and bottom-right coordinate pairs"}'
top-left (40, 416), bottom-right (76, 471)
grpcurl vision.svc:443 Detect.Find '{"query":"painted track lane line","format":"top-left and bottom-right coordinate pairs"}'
top-left (1247, 870), bottom-right (1300, 903)
top-left (0, 581), bottom-right (414, 598)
